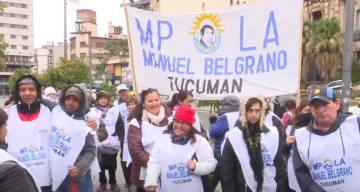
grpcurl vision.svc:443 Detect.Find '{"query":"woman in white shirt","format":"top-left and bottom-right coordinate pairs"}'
top-left (144, 106), bottom-right (217, 192)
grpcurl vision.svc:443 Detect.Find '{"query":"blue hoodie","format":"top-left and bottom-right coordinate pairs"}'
top-left (209, 96), bottom-right (240, 156)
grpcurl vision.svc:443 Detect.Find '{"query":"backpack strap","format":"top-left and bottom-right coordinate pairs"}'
top-left (289, 125), bottom-right (296, 136)
top-left (357, 117), bottom-right (360, 134)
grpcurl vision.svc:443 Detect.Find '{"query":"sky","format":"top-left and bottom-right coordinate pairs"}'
top-left (33, 0), bottom-right (129, 47)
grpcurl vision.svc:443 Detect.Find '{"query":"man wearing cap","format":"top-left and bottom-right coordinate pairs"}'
top-left (293, 87), bottom-right (360, 191)
top-left (4, 75), bottom-right (98, 192)
top-left (49, 84), bottom-right (97, 191)
top-left (113, 84), bottom-right (131, 189)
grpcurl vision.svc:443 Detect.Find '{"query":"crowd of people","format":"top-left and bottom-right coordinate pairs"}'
top-left (0, 74), bottom-right (359, 192)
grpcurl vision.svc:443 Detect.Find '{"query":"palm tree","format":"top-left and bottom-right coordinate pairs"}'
top-left (305, 18), bottom-right (344, 82)
top-left (301, 21), bottom-right (315, 84)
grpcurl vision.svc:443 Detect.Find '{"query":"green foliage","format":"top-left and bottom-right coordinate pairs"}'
top-left (39, 58), bottom-right (90, 90)
top-left (8, 68), bottom-right (35, 89)
top-left (336, 60), bottom-right (360, 83)
top-left (99, 82), bottom-right (117, 102)
top-left (104, 39), bottom-right (129, 56)
top-left (197, 100), bottom-right (221, 113)
top-left (0, 3), bottom-right (8, 68)
top-left (304, 18), bottom-right (343, 81)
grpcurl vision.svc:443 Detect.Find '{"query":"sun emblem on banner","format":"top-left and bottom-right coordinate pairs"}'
top-left (189, 13), bottom-right (224, 54)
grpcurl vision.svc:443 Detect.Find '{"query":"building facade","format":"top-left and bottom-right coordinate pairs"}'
top-left (0, 0), bottom-right (34, 84)
top-left (70, 9), bottom-right (126, 88)
top-left (34, 47), bottom-right (49, 74)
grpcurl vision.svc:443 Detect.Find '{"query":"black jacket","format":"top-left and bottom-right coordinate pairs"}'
top-left (0, 160), bottom-right (38, 192)
top-left (220, 121), bottom-right (286, 192)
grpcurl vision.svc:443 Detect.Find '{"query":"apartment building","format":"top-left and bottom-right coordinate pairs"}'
top-left (34, 47), bottom-right (49, 74)
top-left (70, 9), bottom-right (126, 88)
top-left (43, 41), bottom-right (70, 66)
top-left (0, 0), bottom-right (34, 84)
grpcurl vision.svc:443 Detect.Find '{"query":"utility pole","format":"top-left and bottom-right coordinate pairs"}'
top-left (64, 0), bottom-right (80, 59)
top-left (64, 0), bottom-right (67, 58)
top-left (341, 0), bottom-right (355, 112)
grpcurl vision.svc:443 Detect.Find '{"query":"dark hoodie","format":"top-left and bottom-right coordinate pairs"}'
top-left (59, 84), bottom-right (97, 174)
top-left (292, 113), bottom-right (353, 192)
top-left (13, 75), bottom-right (42, 120)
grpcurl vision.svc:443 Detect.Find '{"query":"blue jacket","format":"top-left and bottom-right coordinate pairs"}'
top-left (210, 115), bottom-right (229, 156)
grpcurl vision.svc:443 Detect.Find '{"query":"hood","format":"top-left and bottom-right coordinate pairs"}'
top-left (239, 95), bottom-right (267, 128)
top-left (59, 84), bottom-right (89, 117)
top-left (13, 75), bottom-right (42, 104)
top-left (218, 95), bottom-right (240, 116)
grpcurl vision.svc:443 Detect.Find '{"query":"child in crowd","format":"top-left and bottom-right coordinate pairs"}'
top-left (121, 96), bottom-right (138, 190)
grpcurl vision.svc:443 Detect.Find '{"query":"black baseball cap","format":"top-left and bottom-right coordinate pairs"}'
top-left (309, 86), bottom-right (336, 105)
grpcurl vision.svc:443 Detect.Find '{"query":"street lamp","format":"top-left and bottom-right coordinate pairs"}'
top-left (71, 19), bottom-right (93, 90)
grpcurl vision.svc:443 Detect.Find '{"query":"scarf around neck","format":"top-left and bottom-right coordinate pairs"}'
top-left (142, 105), bottom-right (166, 125)
top-left (97, 105), bottom-right (109, 118)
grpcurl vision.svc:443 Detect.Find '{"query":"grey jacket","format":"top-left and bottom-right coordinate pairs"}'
top-left (58, 84), bottom-right (97, 175)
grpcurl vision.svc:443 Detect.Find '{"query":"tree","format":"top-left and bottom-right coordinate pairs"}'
top-left (8, 68), bottom-right (35, 89)
top-left (305, 18), bottom-right (344, 82)
top-left (105, 39), bottom-right (129, 57)
top-left (39, 58), bottom-right (90, 90)
top-left (0, 3), bottom-right (8, 68)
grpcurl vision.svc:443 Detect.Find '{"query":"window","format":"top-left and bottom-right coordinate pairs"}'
top-left (10, 14), bottom-right (15, 17)
top-left (96, 42), bottom-right (104, 48)
top-left (230, 0), bottom-right (233, 6)
top-left (0, 23), bottom-right (3, 27)
top-left (237, 1), bottom-right (239, 5)
top-left (23, 46), bottom-right (28, 50)
top-left (22, 36), bottom-right (28, 40)
top-left (71, 54), bottom-right (76, 59)
top-left (9, 55), bottom-right (15, 62)
top-left (80, 53), bottom-right (86, 59)
top-left (9, 3), bottom-right (14, 6)
top-left (151, 8), bottom-right (153, 11)
top-left (22, 25), bottom-right (27, 29)
top-left (10, 24), bottom-right (15, 28)
top-left (80, 42), bottom-right (86, 48)
top-left (10, 35), bottom-right (16, 39)
top-left (356, 10), bottom-right (360, 31)
top-left (202, 3), bottom-right (205, 11)
top-left (11, 45), bottom-right (16, 49)
top-left (312, 11), bottom-right (322, 21)
top-left (21, 4), bottom-right (27, 8)
top-left (22, 15), bottom-right (27, 19)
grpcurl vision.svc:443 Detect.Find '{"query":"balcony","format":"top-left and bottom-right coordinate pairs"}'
top-left (354, 30), bottom-right (360, 41)
top-left (6, 61), bottom-right (35, 67)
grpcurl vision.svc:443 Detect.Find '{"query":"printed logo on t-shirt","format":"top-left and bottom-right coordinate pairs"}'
top-left (19, 144), bottom-right (46, 167)
top-left (261, 144), bottom-right (274, 167)
top-left (312, 158), bottom-right (353, 188)
top-left (167, 162), bottom-right (192, 185)
top-left (49, 126), bottom-right (72, 157)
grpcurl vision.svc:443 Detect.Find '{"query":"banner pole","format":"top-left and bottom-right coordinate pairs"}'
top-left (123, 0), bottom-right (138, 93)
top-left (296, 8), bottom-right (304, 105)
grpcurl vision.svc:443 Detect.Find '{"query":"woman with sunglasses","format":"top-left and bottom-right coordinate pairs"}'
top-left (127, 88), bottom-right (173, 192)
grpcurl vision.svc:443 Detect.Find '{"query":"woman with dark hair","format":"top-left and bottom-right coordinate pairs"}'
top-left (220, 96), bottom-right (286, 192)
top-left (283, 99), bottom-right (311, 192)
top-left (127, 88), bottom-right (173, 192)
top-left (281, 99), bottom-right (296, 128)
top-left (167, 91), bottom-right (206, 134)
top-left (143, 106), bottom-right (217, 192)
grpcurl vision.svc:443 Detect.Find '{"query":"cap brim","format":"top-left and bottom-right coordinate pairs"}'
top-left (309, 96), bottom-right (331, 105)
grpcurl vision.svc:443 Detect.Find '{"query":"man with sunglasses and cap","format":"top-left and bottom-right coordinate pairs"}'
top-left (293, 87), bottom-right (360, 192)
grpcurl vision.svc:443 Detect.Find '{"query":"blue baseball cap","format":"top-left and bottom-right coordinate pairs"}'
top-left (309, 86), bottom-right (336, 105)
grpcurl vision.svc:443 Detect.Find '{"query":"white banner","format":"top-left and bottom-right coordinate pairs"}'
top-left (121, 67), bottom-right (133, 83)
top-left (127, 0), bottom-right (303, 100)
